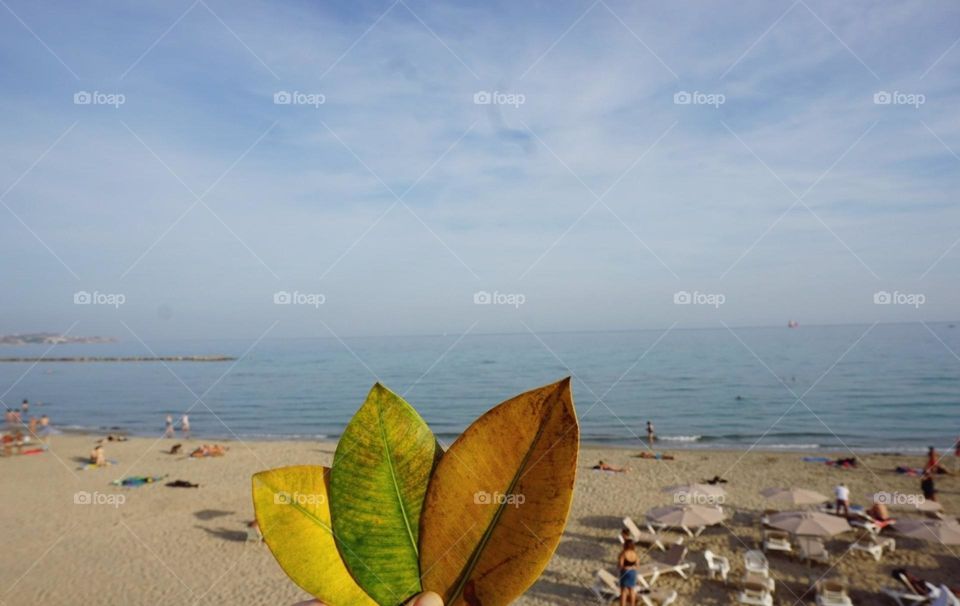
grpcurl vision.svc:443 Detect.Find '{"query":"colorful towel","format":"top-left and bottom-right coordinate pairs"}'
top-left (111, 475), bottom-right (166, 487)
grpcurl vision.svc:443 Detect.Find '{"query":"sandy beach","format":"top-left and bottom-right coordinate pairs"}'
top-left (1, 434), bottom-right (956, 605)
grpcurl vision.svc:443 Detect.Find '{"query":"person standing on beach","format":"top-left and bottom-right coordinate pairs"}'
top-left (921, 472), bottom-right (937, 502)
top-left (21, 399), bottom-right (29, 416)
top-left (646, 420), bottom-right (655, 446)
top-left (164, 415), bottom-right (174, 438)
top-left (834, 483), bottom-right (850, 517)
top-left (180, 414), bottom-right (190, 439)
top-left (39, 414), bottom-right (50, 444)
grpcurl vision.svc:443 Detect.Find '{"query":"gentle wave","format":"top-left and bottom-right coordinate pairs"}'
top-left (658, 435), bottom-right (703, 442)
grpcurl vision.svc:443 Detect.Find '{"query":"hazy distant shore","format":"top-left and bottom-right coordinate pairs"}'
top-left (0, 355), bottom-right (237, 362)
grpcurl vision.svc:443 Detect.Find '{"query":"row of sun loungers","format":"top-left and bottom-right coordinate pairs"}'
top-left (597, 508), bottom-right (955, 606)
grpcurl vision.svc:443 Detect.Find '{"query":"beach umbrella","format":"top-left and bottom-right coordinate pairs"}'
top-left (646, 504), bottom-right (725, 536)
top-left (760, 487), bottom-right (829, 507)
top-left (662, 483), bottom-right (727, 504)
top-left (766, 511), bottom-right (851, 537)
top-left (895, 519), bottom-right (960, 545)
top-left (872, 495), bottom-right (944, 513)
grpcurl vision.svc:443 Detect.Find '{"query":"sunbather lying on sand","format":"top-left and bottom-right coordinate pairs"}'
top-left (190, 444), bottom-right (228, 458)
top-left (592, 460), bottom-right (627, 473)
top-left (634, 451), bottom-right (674, 460)
top-left (165, 479), bottom-right (199, 488)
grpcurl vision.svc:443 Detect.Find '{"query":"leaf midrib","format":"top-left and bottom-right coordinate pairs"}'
top-left (256, 476), bottom-right (333, 534)
top-left (447, 393), bottom-right (560, 604)
top-left (377, 398), bottom-right (420, 559)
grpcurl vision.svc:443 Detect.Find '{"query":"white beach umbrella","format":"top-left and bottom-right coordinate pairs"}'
top-left (766, 511), bottom-right (851, 537)
top-left (895, 519), bottom-right (960, 545)
top-left (872, 494), bottom-right (944, 513)
top-left (760, 487), bottom-right (829, 507)
top-left (646, 504), bottom-right (725, 536)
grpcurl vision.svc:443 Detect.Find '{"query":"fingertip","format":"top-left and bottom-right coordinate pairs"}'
top-left (407, 591), bottom-right (444, 606)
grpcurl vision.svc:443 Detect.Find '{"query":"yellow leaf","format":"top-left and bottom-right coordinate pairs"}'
top-left (419, 378), bottom-right (579, 606)
top-left (252, 465), bottom-right (377, 606)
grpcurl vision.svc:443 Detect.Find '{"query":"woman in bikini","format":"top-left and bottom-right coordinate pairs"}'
top-left (618, 538), bottom-right (639, 606)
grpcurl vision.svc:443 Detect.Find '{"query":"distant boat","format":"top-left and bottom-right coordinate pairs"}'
top-left (787, 320), bottom-right (799, 328)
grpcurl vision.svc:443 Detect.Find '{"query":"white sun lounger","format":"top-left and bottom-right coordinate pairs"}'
top-left (591, 569), bottom-right (620, 601)
top-left (848, 534), bottom-right (895, 561)
top-left (739, 580), bottom-right (774, 606)
top-left (762, 529), bottom-right (793, 554)
top-left (703, 549), bottom-right (730, 583)
top-left (635, 544), bottom-right (695, 588)
top-left (591, 569), bottom-right (677, 605)
top-left (621, 516), bottom-right (681, 551)
top-left (816, 578), bottom-right (853, 606)
top-left (881, 571), bottom-right (943, 606)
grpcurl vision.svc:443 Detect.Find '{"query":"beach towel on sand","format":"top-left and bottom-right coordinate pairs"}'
top-left (111, 475), bottom-right (166, 487)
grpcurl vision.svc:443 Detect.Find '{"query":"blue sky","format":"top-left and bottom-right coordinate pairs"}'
top-left (1, 0), bottom-right (959, 339)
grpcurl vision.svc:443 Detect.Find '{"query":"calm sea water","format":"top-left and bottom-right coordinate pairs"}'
top-left (2, 323), bottom-right (958, 453)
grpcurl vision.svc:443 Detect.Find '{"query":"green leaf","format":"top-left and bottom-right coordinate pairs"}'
top-left (419, 378), bottom-right (579, 606)
top-left (252, 465), bottom-right (377, 606)
top-left (330, 383), bottom-right (441, 605)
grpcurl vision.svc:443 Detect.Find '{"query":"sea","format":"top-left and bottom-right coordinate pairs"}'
top-left (2, 322), bottom-right (958, 453)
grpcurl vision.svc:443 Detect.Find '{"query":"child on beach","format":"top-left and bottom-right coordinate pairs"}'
top-left (90, 444), bottom-right (106, 466)
top-left (180, 414), bottom-right (190, 439)
top-left (164, 415), bottom-right (174, 438)
top-left (646, 420), bottom-right (655, 446)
